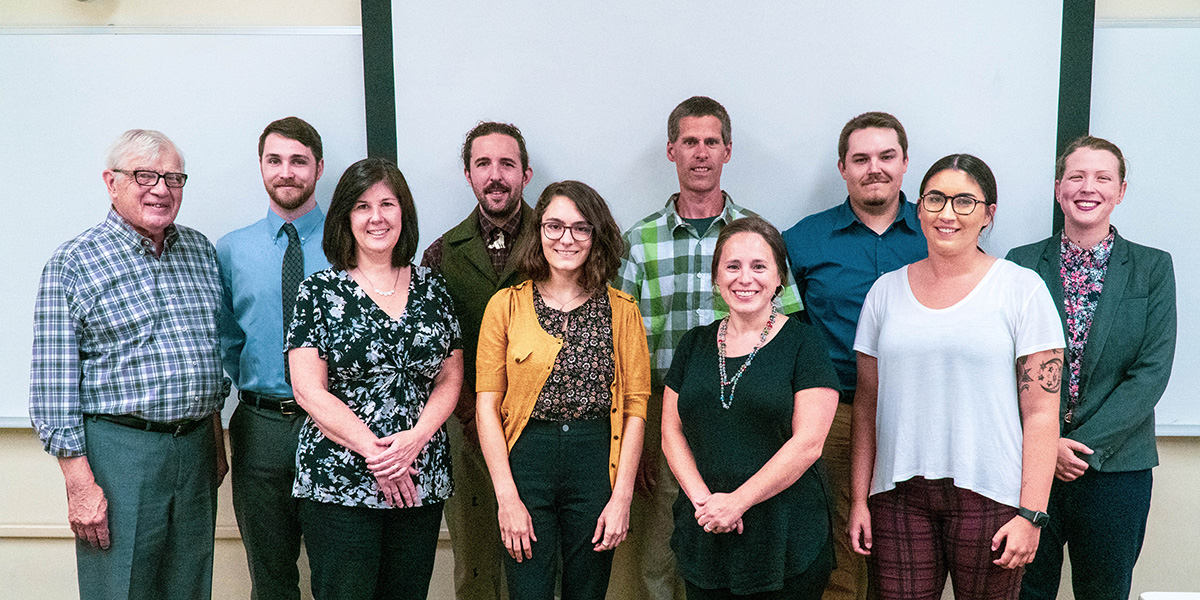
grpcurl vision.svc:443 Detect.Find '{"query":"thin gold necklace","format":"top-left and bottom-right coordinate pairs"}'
top-left (539, 283), bottom-right (589, 311)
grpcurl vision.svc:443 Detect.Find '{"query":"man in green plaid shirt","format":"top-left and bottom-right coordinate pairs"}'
top-left (611, 96), bottom-right (802, 600)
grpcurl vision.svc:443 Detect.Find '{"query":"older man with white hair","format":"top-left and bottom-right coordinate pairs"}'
top-left (30, 129), bottom-right (228, 600)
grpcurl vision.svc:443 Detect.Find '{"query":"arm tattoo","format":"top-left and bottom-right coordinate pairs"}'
top-left (1017, 349), bottom-right (1064, 395)
top-left (1016, 355), bottom-right (1033, 393)
top-left (1036, 350), bottom-right (1064, 394)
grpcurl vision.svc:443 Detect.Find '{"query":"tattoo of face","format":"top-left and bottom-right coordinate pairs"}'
top-left (1016, 355), bottom-right (1033, 393)
top-left (1037, 350), bottom-right (1064, 394)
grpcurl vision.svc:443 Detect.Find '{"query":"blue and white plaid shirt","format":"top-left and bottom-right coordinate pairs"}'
top-left (30, 209), bottom-right (227, 457)
top-left (614, 193), bottom-right (804, 387)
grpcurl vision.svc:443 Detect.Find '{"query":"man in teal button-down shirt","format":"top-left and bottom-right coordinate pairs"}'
top-left (217, 117), bottom-right (329, 600)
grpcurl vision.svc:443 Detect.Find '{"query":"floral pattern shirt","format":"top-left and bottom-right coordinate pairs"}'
top-left (286, 266), bottom-right (461, 508)
top-left (1060, 228), bottom-right (1115, 422)
top-left (530, 286), bottom-right (615, 421)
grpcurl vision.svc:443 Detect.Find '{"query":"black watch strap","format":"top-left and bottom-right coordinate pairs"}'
top-left (1017, 506), bottom-right (1050, 528)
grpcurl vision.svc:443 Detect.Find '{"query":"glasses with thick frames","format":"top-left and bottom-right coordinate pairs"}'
top-left (541, 221), bottom-right (594, 241)
top-left (920, 192), bottom-right (986, 215)
top-left (113, 169), bottom-right (188, 189)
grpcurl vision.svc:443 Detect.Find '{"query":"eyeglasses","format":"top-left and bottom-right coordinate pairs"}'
top-left (113, 169), bottom-right (188, 189)
top-left (920, 192), bottom-right (986, 215)
top-left (541, 221), bottom-right (594, 241)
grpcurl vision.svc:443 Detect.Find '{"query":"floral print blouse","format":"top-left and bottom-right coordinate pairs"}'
top-left (286, 266), bottom-right (461, 508)
top-left (530, 286), bottom-right (615, 421)
top-left (1060, 228), bottom-right (1115, 423)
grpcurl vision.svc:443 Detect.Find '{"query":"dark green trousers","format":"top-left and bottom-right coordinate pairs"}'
top-left (229, 403), bottom-right (307, 600)
top-left (78, 415), bottom-right (218, 600)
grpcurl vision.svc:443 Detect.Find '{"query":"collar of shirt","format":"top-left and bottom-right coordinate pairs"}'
top-left (665, 191), bottom-right (736, 236)
top-left (106, 207), bottom-right (180, 255)
top-left (829, 192), bottom-right (920, 235)
top-left (1061, 225), bottom-right (1116, 267)
top-left (478, 207), bottom-right (523, 242)
top-left (265, 205), bottom-right (326, 242)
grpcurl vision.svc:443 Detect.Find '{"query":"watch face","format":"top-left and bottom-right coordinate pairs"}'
top-left (1034, 512), bottom-right (1050, 527)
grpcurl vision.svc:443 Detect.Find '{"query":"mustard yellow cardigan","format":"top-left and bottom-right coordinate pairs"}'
top-left (476, 281), bottom-right (651, 486)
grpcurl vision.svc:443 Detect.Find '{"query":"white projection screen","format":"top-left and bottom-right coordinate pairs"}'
top-left (389, 1), bottom-right (1064, 265)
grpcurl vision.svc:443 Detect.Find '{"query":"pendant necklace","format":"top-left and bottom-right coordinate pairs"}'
top-left (717, 307), bottom-right (777, 410)
top-left (359, 267), bottom-right (399, 297)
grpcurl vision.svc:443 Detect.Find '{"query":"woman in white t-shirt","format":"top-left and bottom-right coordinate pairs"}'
top-left (846, 154), bottom-right (1064, 600)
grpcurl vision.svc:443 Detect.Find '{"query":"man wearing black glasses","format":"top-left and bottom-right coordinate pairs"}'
top-left (420, 121), bottom-right (536, 600)
top-left (30, 129), bottom-right (229, 600)
top-left (780, 112), bottom-right (927, 600)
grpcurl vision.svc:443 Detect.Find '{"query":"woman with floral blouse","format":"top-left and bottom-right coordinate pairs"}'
top-left (475, 180), bottom-right (650, 600)
top-left (287, 157), bottom-right (462, 600)
top-left (1007, 136), bottom-right (1176, 600)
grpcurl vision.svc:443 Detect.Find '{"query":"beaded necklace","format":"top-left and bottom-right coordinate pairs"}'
top-left (717, 307), bottom-right (778, 409)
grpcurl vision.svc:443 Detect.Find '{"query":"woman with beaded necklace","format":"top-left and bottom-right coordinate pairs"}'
top-left (475, 180), bottom-right (650, 600)
top-left (662, 216), bottom-right (840, 599)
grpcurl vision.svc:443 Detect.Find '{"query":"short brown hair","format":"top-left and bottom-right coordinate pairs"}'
top-left (837, 111), bottom-right (908, 163)
top-left (668, 96), bottom-right (731, 145)
top-left (710, 216), bottom-right (791, 288)
top-left (1055, 135), bottom-right (1126, 182)
top-left (512, 180), bottom-right (624, 293)
top-left (462, 121), bottom-right (529, 172)
top-left (259, 116), bottom-right (323, 163)
top-left (323, 157), bottom-right (419, 271)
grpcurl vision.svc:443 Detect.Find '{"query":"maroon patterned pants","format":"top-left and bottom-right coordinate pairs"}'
top-left (867, 477), bottom-right (1023, 600)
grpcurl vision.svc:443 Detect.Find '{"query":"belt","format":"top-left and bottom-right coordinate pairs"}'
top-left (239, 390), bottom-right (305, 416)
top-left (91, 414), bottom-right (209, 437)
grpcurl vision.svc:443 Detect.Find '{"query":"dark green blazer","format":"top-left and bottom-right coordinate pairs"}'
top-left (437, 204), bottom-right (534, 405)
top-left (1006, 232), bottom-right (1176, 472)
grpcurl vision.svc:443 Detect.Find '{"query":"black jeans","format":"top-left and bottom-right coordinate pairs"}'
top-left (300, 499), bottom-right (444, 600)
top-left (505, 418), bottom-right (615, 600)
top-left (1020, 468), bottom-right (1152, 600)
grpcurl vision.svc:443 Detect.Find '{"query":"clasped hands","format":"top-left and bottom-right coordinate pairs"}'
top-left (694, 492), bottom-right (745, 535)
top-left (365, 430), bottom-right (426, 508)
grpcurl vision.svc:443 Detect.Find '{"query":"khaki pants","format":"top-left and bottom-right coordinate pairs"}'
top-left (822, 402), bottom-right (868, 600)
top-left (443, 415), bottom-right (508, 600)
top-left (607, 388), bottom-right (686, 600)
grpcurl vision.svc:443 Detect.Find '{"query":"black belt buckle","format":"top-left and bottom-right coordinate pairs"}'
top-left (278, 400), bottom-right (301, 416)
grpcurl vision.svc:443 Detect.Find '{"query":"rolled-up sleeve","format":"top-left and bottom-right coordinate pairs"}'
top-left (29, 253), bottom-right (86, 457)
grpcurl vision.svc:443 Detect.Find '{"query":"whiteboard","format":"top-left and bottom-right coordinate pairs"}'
top-left (0, 27), bottom-right (367, 426)
top-left (389, 1), bottom-right (1064, 275)
top-left (1091, 25), bottom-right (1200, 435)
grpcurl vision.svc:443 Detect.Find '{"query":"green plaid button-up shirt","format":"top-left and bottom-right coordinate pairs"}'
top-left (614, 193), bottom-right (803, 387)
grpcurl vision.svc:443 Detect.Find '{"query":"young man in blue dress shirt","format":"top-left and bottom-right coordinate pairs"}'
top-left (217, 117), bottom-right (328, 600)
top-left (781, 112), bottom-right (927, 600)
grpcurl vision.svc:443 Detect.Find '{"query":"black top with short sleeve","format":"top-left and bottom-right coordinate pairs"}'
top-left (665, 317), bottom-right (839, 594)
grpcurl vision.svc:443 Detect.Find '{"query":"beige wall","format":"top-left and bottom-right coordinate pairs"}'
top-left (3, 1), bottom-right (1197, 598)
top-left (2, 0), bottom-right (1199, 27)
top-left (0, 0), bottom-right (359, 27)
top-left (4, 428), bottom-right (1199, 599)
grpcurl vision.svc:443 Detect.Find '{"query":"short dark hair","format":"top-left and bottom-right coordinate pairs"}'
top-left (837, 111), bottom-right (908, 163)
top-left (668, 96), bottom-right (731, 145)
top-left (323, 157), bottom-right (419, 271)
top-left (259, 116), bottom-right (323, 163)
top-left (1056, 135), bottom-right (1126, 182)
top-left (919, 154), bottom-right (998, 208)
top-left (710, 216), bottom-right (791, 289)
top-left (512, 180), bottom-right (624, 293)
top-left (462, 121), bottom-right (529, 172)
